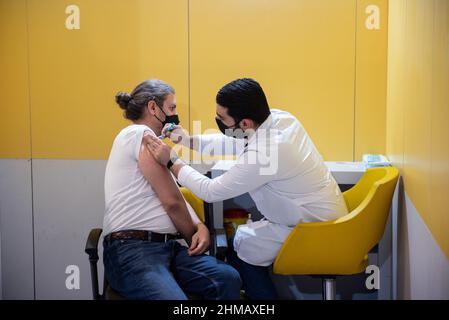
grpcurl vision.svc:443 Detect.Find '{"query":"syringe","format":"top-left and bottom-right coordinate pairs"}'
top-left (158, 123), bottom-right (176, 139)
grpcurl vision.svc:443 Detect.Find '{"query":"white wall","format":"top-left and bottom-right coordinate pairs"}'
top-left (0, 159), bottom-right (106, 299)
top-left (0, 221), bottom-right (2, 299)
top-left (0, 159), bottom-right (34, 299)
top-left (397, 189), bottom-right (449, 299)
top-left (32, 160), bottom-right (106, 299)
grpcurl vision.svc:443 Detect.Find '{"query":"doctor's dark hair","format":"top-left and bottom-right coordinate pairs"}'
top-left (216, 78), bottom-right (271, 125)
top-left (115, 79), bottom-right (175, 120)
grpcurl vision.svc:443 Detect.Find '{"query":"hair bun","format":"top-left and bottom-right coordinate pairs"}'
top-left (115, 92), bottom-right (132, 109)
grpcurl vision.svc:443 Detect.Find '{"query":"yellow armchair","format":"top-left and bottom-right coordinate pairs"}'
top-left (179, 186), bottom-right (228, 261)
top-left (273, 167), bottom-right (399, 299)
top-left (180, 186), bottom-right (206, 223)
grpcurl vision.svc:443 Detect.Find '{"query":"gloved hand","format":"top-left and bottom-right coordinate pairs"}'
top-left (159, 123), bottom-right (190, 146)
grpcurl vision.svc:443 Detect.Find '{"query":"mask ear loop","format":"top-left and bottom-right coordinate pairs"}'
top-left (232, 118), bottom-right (250, 140)
top-left (231, 118), bottom-right (242, 129)
top-left (148, 96), bottom-right (167, 124)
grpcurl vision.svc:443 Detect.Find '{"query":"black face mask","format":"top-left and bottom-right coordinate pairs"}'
top-left (215, 117), bottom-right (246, 139)
top-left (155, 105), bottom-right (180, 126)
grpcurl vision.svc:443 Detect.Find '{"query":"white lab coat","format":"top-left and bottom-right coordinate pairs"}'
top-left (177, 109), bottom-right (348, 266)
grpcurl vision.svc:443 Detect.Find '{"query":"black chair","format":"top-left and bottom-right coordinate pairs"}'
top-left (84, 187), bottom-right (227, 300)
top-left (85, 228), bottom-right (124, 300)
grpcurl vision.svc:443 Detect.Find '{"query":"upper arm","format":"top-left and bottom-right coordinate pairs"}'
top-left (138, 133), bottom-right (184, 208)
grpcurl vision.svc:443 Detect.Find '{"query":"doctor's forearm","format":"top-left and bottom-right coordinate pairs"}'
top-left (170, 162), bottom-right (220, 203)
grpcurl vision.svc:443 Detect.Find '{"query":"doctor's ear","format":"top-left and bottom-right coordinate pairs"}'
top-left (240, 118), bottom-right (256, 130)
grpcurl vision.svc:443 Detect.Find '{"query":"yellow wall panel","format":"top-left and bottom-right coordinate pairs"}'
top-left (386, 0), bottom-right (406, 170)
top-left (430, 0), bottom-right (449, 258)
top-left (402, 0), bottom-right (433, 226)
top-left (354, 0), bottom-right (388, 160)
top-left (0, 0), bottom-right (31, 158)
top-left (387, 0), bottom-right (449, 258)
top-left (189, 0), bottom-right (357, 161)
top-left (27, 0), bottom-right (189, 159)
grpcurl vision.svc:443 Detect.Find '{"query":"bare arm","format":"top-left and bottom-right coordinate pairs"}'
top-left (138, 135), bottom-right (196, 244)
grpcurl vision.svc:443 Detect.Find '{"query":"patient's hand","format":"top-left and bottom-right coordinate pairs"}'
top-left (188, 223), bottom-right (210, 256)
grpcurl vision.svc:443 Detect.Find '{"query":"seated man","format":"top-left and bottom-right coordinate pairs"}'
top-left (145, 78), bottom-right (349, 300)
top-left (102, 79), bottom-right (241, 300)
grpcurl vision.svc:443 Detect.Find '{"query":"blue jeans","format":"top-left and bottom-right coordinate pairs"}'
top-left (226, 235), bottom-right (279, 300)
top-left (103, 238), bottom-right (241, 300)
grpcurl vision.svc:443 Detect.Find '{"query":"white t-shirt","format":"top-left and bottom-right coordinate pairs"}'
top-left (103, 124), bottom-right (199, 236)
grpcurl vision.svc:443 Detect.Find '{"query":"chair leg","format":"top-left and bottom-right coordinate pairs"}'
top-left (322, 278), bottom-right (336, 300)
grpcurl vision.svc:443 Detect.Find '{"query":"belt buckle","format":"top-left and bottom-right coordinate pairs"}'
top-left (164, 234), bottom-right (168, 242)
top-left (147, 232), bottom-right (152, 242)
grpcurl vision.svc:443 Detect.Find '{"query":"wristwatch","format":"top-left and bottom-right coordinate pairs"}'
top-left (167, 155), bottom-right (178, 169)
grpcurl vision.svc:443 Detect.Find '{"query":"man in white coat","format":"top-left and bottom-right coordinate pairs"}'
top-left (145, 78), bottom-right (348, 299)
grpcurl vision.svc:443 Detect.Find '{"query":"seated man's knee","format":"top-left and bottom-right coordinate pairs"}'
top-left (214, 263), bottom-right (242, 300)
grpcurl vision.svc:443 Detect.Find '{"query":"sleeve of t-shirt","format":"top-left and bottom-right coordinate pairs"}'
top-left (133, 125), bottom-right (155, 161)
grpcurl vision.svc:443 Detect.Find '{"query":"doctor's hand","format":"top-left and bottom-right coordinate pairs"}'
top-left (144, 134), bottom-right (176, 167)
top-left (188, 223), bottom-right (210, 256)
top-left (162, 124), bottom-right (190, 145)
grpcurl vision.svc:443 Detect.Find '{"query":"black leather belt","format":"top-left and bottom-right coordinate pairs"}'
top-left (105, 230), bottom-right (181, 243)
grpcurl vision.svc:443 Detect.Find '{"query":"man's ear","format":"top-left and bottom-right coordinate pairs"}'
top-left (147, 100), bottom-right (157, 115)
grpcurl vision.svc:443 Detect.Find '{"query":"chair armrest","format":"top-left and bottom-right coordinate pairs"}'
top-left (213, 229), bottom-right (228, 261)
top-left (85, 228), bottom-right (102, 260)
top-left (85, 228), bottom-right (103, 300)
